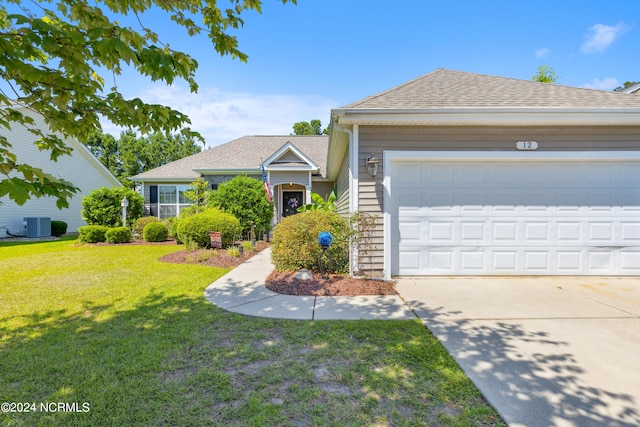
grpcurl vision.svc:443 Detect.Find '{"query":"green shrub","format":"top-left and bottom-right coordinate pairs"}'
top-left (77, 225), bottom-right (109, 243)
top-left (207, 175), bottom-right (273, 234)
top-left (176, 210), bottom-right (241, 249)
top-left (81, 187), bottom-right (144, 227)
top-left (105, 226), bottom-right (132, 244)
top-left (271, 211), bottom-right (352, 273)
top-left (51, 220), bottom-right (68, 237)
top-left (168, 218), bottom-right (182, 244)
top-left (133, 216), bottom-right (159, 235)
top-left (143, 222), bottom-right (169, 242)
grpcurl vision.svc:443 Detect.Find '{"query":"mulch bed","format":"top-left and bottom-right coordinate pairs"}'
top-left (265, 270), bottom-right (397, 296)
top-left (159, 241), bottom-right (270, 269)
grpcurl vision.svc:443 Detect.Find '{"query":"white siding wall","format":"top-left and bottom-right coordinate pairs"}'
top-left (0, 110), bottom-right (121, 237)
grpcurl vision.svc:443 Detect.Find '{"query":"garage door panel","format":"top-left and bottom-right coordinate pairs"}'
top-left (398, 250), bottom-right (420, 273)
top-left (460, 251), bottom-right (484, 271)
top-left (492, 251), bottom-right (518, 270)
top-left (460, 221), bottom-right (485, 241)
top-left (492, 221), bottom-right (519, 242)
top-left (398, 221), bottom-right (420, 241)
top-left (588, 251), bottom-right (613, 270)
top-left (397, 164), bottom-right (421, 184)
top-left (524, 222), bottom-right (551, 242)
top-left (429, 222), bottom-right (455, 242)
top-left (396, 189), bottom-right (421, 209)
top-left (621, 251), bottom-right (640, 271)
top-left (621, 193), bottom-right (640, 211)
top-left (427, 192), bottom-right (455, 212)
top-left (392, 160), bottom-right (640, 275)
top-left (557, 222), bottom-right (582, 241)
top-left (523, 251), bottom-right (550, 270)
top-left (621, 223), bottom-right (640, 241)
top-left (557, 251), bottom-right (582, 272)
top-left (430, 164), bottom-right (454, 183)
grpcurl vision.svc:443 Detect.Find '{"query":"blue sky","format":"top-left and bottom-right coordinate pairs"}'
top-left (99, 0), bottom-right (639, 146)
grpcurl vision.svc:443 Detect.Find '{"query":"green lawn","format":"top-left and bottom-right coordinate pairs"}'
top-left (0, 237), bottom-right (504, 426)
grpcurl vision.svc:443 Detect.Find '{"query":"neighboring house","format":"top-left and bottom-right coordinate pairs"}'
top-left (131, 135), bottom-right (332, 223)
top-left (0, 106), bottom-right (122, 238)
top-left (327, 69), bottom-right (640, 277)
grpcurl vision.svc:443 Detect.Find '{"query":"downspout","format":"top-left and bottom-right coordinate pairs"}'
top-left (332, 121), bottom-right (358, 276)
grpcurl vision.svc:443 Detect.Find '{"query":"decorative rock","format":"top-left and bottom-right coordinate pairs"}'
top-left (295, 268), bottom-right (313, 280)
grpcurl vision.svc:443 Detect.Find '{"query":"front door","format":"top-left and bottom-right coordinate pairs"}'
top-left (282, 191), bottom-right (303, 218)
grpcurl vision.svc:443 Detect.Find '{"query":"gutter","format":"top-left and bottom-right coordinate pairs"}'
top-left (333, 108), bottom-right (640, 126)
top-left (130, 177), bottom-right (196, 183)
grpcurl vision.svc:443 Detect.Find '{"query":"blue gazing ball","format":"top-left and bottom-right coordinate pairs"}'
top-left (318, 231), bottom-right (333, 248)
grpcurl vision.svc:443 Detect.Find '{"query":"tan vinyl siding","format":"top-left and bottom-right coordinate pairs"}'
top-left (357, 125), bottom-right (640, 275)
top-left (310, 182), bottom-right (334, 200)
top-left (359, 125), bottom-right (640, 151)
top-left (356, 155), bottom-right (385, 276)
top-left (270, 171), bottom-right (310, 187)
top-left (335, 152), bottom-right (350, 216)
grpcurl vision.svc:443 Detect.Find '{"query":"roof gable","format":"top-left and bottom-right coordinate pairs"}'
top-left (263, 141), bottom-right (319, 172)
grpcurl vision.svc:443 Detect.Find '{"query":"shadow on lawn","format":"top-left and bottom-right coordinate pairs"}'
top-left (403, 301), bottom-right (640, 427)
top-left (1, 288), bottom-right (504, 426)
top-left (0, 291), bottom-right (227, 426)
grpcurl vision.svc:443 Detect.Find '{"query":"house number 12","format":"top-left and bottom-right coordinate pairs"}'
top-left (516, 141), bottom-right (538, 150)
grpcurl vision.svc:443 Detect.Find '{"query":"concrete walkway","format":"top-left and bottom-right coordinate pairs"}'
top-left (204, 248), bottom-right (640, 426)
top-left (204, 247), bottom-right (416, 320)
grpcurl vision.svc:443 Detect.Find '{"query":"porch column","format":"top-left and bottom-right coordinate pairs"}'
top-left (305, 171), bottom-right (312, 206)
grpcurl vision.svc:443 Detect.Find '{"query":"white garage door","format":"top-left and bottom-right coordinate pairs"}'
top-left (390, 157), bottom-right (640, 275)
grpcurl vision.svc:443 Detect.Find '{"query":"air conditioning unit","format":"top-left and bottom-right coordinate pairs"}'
top-left (24, 217), bottom-right (51, 238)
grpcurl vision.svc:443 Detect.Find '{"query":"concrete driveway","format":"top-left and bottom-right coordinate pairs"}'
top-left (396, 277), bottom-right (640, 427)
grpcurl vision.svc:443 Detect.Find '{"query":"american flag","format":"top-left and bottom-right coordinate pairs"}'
top-left (261, 163), bottom-right (272, 203)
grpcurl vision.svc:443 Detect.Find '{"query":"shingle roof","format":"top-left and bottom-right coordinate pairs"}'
top-left (132, 135), bottom-right (328, 181)
top-left (343, 69), bottom-right (640, 109)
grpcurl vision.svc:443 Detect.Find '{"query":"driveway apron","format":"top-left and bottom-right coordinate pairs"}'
top-left (396, 277), bottom-right (640, 427)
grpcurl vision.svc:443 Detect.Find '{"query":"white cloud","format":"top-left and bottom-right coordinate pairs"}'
top-left (581, 22), bottom-right (630, 54)
top-left (581, 77), bottom-right (620, 91)
top-left (100, 85), bottom-right (338, 147)
top-left (535, 48), bottom-right (550, 59)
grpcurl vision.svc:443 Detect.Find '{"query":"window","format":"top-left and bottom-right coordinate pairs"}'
top-left (158, 185), bottom-right (190, 219)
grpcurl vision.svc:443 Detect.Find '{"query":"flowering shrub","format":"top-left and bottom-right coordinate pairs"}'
top-left (271, 211), bottom-right (351, 273)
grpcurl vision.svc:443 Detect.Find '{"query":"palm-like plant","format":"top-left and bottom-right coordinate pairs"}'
top-left (297, 189), bottom-right (337, 212)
